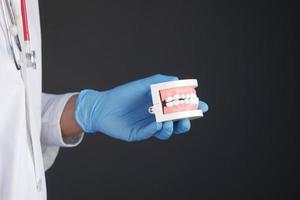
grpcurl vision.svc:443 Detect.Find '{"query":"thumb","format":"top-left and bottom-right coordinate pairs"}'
top-left (139, 74), bottom-right (178, 87)
top-left (120, 74), bottom-right (178, 95)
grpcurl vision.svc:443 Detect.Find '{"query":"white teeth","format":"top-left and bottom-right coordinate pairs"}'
top-left (166, 96), bottom-right (173, 103)
top-left (164, 93), bottom-right (198, 107)
top-left (194, 99), bottom-right (198, 105)
top-left (166, 102), bottom-right (173, 107)
top-left (193, 98), bottom-right (199, 105)
top-left (173, 99), bottom-right (180, 106)
top-left (174, 94), bottom-right (181, 100)
top-left (190, 98), bottom-right (195, 105)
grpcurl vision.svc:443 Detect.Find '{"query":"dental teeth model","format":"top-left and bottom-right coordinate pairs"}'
top-left (148, 79), bottom-right (203, 122)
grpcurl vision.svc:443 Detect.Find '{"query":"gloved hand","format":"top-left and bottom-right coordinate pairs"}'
top-left (75, 74), bottom-right (208, 142)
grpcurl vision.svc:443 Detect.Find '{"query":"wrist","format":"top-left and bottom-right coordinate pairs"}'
top-left (60, 94), bottom-right (83, 137)
top-left (75, 89), bottom-right (106, 133)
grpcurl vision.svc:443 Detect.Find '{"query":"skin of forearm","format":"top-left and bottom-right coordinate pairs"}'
top-left (60, 94), bottom-right (83, 137)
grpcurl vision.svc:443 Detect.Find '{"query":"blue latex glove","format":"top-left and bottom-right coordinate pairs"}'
top-left (75, 74), bottom-right (208, 142)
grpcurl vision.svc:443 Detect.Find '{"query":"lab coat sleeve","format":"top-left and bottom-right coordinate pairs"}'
top-left (41, 93), bottom-right (84, 171)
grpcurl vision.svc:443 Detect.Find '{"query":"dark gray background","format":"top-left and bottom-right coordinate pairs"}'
top-left (40, 0), bottom-right (298, 199)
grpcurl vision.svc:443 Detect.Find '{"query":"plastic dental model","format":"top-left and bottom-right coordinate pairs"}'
top-left (148, 79), bottom-right (203, 122)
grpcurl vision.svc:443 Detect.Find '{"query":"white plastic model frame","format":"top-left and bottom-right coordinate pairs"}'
top-left (149, 79), bottom-right (203, 122)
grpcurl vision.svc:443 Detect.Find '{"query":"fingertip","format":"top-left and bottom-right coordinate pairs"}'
top-left (156, 122), bottom-right (163, 131)
top-left (174, 119), bottom-right (191, 134)
top-left (154, 121), bottom-right (174, 140)
top-left (154, 133), bottom-right (168, 140)
top-left (135, 121), bottom-right (162, 141)
top-left (199, 101), bottom-right (209, 113)
top-left (164, 121), bottom-right (173, 132)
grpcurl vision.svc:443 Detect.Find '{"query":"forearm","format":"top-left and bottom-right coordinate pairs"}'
top-left (60, 94), bottom-right (83, 137)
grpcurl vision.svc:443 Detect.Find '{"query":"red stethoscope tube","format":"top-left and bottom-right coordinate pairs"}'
top-left (20, 0), bottom-right (36, 69)
top-left (20, 0), bottom-right (30, 41)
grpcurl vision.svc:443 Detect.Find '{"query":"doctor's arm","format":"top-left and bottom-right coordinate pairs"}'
top-left (41, 93), bottom-right (84, 170)
top-left (59, 74), bottom-right (209, 141)
top-left (60, 94), bottom-right (82, 137)
top-left (41, 75), bottom-right (208, 169)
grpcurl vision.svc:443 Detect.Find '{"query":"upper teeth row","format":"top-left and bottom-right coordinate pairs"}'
top-left (166, 97), bottom-right (199, 107)
top-left (165, 93), bottom-right (197, 103)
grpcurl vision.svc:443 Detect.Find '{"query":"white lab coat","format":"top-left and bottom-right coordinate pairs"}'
top-left (0, 0), bottom-right (83, 199)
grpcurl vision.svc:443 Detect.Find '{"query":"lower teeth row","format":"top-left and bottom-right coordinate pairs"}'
top-left (166, 97), bottom-right (199, 107)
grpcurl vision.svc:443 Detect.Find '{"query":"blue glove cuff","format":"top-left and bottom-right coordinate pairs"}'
top-left (75, 90), bottom-right (92, 133)
top-left (75, 89), bottom-right (105, 133)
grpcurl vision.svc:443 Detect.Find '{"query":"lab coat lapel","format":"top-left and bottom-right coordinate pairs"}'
top-left (11, 0), bottom-right (44, 184)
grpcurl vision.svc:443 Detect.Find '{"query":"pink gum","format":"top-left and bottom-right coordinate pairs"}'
top-left (159, 86), bottom-right (196, 101)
